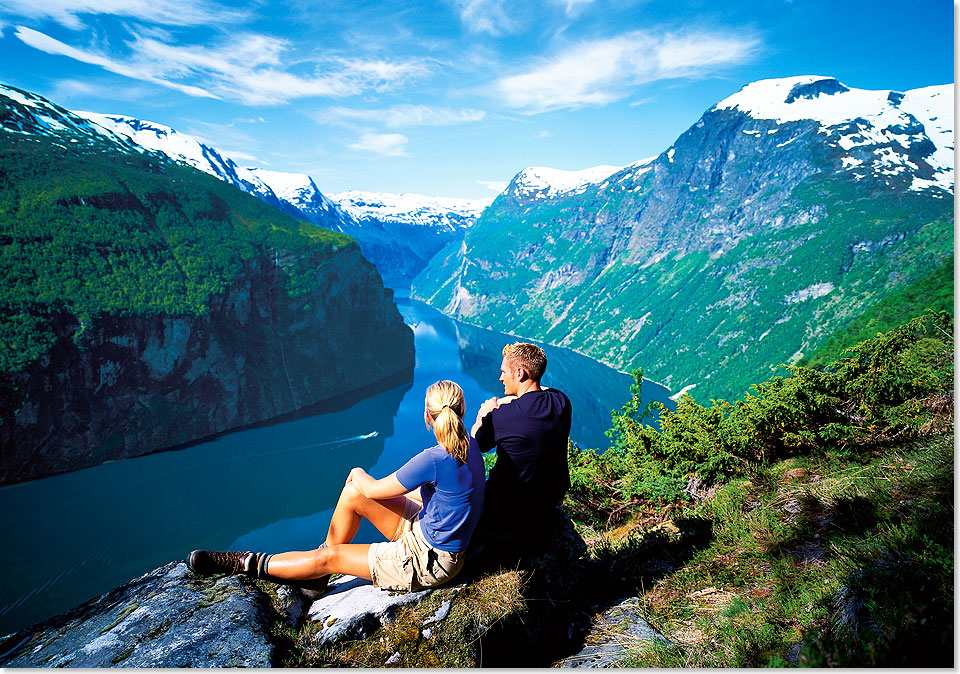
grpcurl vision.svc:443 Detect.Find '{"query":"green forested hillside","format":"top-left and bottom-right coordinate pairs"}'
top-left (0, 134), bottom-right (352, 372)
top-left (799, 254), bottom-right (954, 368)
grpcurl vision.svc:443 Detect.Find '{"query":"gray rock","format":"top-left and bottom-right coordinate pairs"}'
top-left (0, 562), bottom-right (280, 668)
top-left (557, 597), bottom-right (670, 668)
top-left (423, 599), bottom-right (453, 625)
top-left (306, 575), bottom-right (433, 646)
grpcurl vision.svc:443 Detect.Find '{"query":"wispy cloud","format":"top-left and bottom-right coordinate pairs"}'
top-left (179, 118), bottom-right (262, 153)
top-left (453, 0), bottom-right (515, 36)
top-left (477, 179), bottom-right (508, 192)
top-left (555, 0), bottom-right (597, 18)
top-left (48, 77), bottom-right (154, 104)
top-left (14, 25), bottom-right (428, 105)
top-left (350, 132), bottom-right (409, 156)
top-left (320, 104), bottom-right (486, 128)
top-left (0, 0), bottom-right (247, 30)
top-left (495, 29), bottom-right (759, 113)
top-left (15, 26), bottom-right (218, 99)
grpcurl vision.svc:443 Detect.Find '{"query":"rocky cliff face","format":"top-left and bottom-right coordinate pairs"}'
top-left (0, 244), bottom-right (413, 485)
top-left (412, 77), bottom-right (954, 401)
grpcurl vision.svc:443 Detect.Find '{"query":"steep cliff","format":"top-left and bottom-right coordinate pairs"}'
top-left (0, 86), bottom-right (414, 485)
top-left (412, 77), bottom-right (954, 401)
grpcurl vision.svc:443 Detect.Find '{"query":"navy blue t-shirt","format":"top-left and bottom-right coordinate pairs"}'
top-left (474, 388), bottom-right (572, 520)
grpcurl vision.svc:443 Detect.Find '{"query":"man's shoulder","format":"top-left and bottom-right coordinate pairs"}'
top-left (539, 387), bottom-right (571, 406)
top-left (496, 388), bottom-right (570, 418)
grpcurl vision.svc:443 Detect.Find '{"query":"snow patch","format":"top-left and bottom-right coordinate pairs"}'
top-left (512, 164), bottom-right (624, 198)
top-left (783, 282), bottom-right (835, 304)
top-left (716, 77), bottom-right (953, 193)
top-left (331, 191), bottom-right (491, 229)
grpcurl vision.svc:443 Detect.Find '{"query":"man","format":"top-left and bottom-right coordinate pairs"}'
top-left (470, 342), bottom-right (572, 555)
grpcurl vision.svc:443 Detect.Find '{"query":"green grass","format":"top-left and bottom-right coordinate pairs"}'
top-left (613, 433), bottom-right (953, 668)
top-left (564, 314), bottom-right (953, 667)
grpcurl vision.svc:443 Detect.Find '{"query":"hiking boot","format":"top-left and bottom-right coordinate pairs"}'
top-left (187, 549), bottom-right (255, 576)
top-left (294, 575), bottom-right (330, 601)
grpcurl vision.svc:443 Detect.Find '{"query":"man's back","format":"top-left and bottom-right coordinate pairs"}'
top-left (475, 388), bottom-right (572, 524)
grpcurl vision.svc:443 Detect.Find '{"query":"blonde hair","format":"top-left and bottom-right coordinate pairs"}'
top-left (502, 342), bottom-right (547, 382)
top-left (425, 380), bottom-right (470, 463)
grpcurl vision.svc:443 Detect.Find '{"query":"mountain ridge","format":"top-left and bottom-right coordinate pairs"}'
top-left (64, 101), bottom-right (490, 286)
top-left (411, 75), bottom-right (954, 401)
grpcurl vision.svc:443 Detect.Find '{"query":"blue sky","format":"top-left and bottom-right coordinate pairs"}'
top-left (0, 0), bottom-right (954, 198)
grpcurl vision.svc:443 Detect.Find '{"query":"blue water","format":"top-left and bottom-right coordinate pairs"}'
top-left (0, 298), bottom-right (674, 636)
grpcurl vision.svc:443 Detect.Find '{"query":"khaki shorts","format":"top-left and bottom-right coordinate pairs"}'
top-left (368, 498), bottom-right (465, 592)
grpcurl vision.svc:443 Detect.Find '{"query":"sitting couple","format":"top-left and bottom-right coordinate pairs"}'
top-left (187, 342), bottom-right (571, 597)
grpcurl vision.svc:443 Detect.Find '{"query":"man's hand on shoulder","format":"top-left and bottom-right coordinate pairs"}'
top-left (472, 396), bottom-right (500, 438)
top-left (477, 396), bottom-right (499, 419)
top-left (497, 395), bottom-right (518, 406)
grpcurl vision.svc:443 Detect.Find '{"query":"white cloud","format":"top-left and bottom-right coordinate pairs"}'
top-left (220, 149), bottom-right (259, 162)
top-left (496, 30), bottom-right (759, 113)
top-left (453, 0), bottom-right (514, 36)
top-left (350, 132), bottom-right (409, 156)
top-left (14, 25), bottom-right (427, 105)
top-left (0, 0), bottom-right (246, 30)
top-left (556, 0), bottom-right (596, 18)
top-left (15, 26), bottom-right (218, 99)
top-left (477, 179), bottom-right (508, 192)
top-left (321, 104), bottom-right (486, 128)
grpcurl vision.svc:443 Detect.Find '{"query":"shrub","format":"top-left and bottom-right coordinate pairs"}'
top-left (567, 311), bottom-right (953, 519)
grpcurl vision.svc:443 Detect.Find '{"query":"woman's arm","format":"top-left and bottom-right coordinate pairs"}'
top-left (347, 467), bottom-right (409, 500)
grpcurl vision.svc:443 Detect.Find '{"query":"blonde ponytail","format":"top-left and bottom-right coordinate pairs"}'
top-left (425, 380), bottom-right (471, 462)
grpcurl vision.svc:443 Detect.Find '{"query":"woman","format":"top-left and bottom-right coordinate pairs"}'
top-left (187, 380), bottom-right (485, 596)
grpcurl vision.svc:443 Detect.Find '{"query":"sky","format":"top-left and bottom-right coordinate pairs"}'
top-left (0, 0), bottom-right (954, 199)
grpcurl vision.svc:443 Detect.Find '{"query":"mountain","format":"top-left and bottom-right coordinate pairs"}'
top-left (331, 191), bottom-right (491, 288)
top-left (505, 163), bottom-right (634, 199)
top-left (411, 76), bottom-right (954, 401)
top-left (77, 111), bottom-right (349, 234)
top-left (74, 110), bottom-right (490, 289)
top-left (0, 83), bottom-right (414, 484)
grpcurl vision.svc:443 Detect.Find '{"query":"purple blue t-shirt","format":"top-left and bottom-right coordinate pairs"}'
top-left (394, 437), bottom-right (485, 553)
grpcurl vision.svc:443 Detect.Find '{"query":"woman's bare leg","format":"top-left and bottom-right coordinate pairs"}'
top-left (325, 482), bottom-right (417, 546)
top-left (266, 544), bottom-right (372, 581)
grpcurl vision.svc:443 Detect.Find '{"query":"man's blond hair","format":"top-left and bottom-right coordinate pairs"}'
top-left (502, 342), bottom-right (547, 382)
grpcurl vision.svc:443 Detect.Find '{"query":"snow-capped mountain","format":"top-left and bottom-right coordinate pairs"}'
top-left (76, 112), bottom-right (315, 223)
top-left (331, 191), bottom-right (491, 230)
top-left (713, 75), bottom-right (953, 192)
top-left (0, 84), bottom-right (148, 156)
top-left (58, 106), bottom-right (488, 281)
top-left (327, 191), bottom-right (491, 289)
top-left (246, 168), bottom-right (345, 232)
top-left (414, 75), bottom-right (954, 402)
top-left (507, 164), bottom-right (625, 200)
top-left (69, 109), bottom-right (488, 284)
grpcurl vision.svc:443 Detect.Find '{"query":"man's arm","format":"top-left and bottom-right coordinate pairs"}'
top-left (471, 396), bottom-right (500, 438)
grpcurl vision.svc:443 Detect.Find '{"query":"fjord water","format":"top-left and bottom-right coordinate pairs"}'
top-left (0, 298), bottom-right (673, 636)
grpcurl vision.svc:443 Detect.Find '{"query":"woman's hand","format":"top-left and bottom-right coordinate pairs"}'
top-left (347, 467), bottom-right (406, 500)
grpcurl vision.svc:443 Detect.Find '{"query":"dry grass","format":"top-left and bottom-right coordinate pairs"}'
top-left (294, 569), bottom-right (528, 668)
